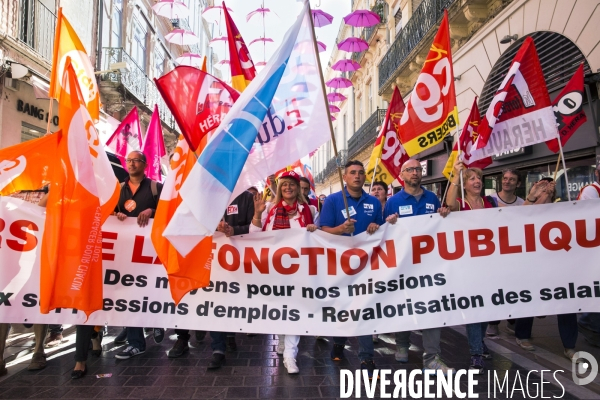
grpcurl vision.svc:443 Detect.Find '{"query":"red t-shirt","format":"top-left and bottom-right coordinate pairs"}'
top-left (457, 197), bottom-right (495, 211)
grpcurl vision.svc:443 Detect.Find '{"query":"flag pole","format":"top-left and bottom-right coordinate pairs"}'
top-left (307, 1), bottom-right (350, 218)
top-left (369, 157), bottom-right (380, 192)
top-left (556, 139), bottom-right (572, 201)
top-left (552, 152), bottom-right (561, 181)
top-left (45, 100), bottom-right (54, 135)
top-left (456, 129), bottom-right (465, 208)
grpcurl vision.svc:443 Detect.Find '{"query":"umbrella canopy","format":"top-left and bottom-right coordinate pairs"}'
top-left (329, 105), bottom-right (341, 113)
top-left (343, 9), bottom-right (381, 27)
top-left (202, 5), bottom-right (233, 24)
top-left (317, 41), bottom-right (327, 52)
top-left (215, 59), bottom-right (230, 69)
top-left (327, 92), bottom-right (347, 102)
top-left (332, 59), bottom-right (361, 72)
top-left (209, 36), bottom-right (228, 47)
top-left (249, 37), bottom-right (274, 46)
top-left (175, 52), bottom-right (203, 66)
top-left (337, 37), bottom-right (368, 52)
top-left (255, 61), bottom-right (267, 67)
top-left (246, 7), bottom-right (280, 23)
top-left (152, 0), bottom-right (190, 19)
top-left (330, 115), bottom-right (337, 121)
top-left (326, 77), bottom-right (353, 89)
top-left (311, 9), bottom-right (333, 27)
top-left (165, 29), bottom-right (199, 45)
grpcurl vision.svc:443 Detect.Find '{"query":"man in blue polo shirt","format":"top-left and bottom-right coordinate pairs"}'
top-left (384, 158), bottom-right (453, 375)
top-left (320, 160), bottom-right (385, 378)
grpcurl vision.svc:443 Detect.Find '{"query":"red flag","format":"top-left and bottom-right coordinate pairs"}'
top-left (378, 87), bottom-right (408, 185)
top-left (105, 107), bottom-right (142, 170)
top-left (546, 64), bottom-right (587, 153)
top-left (155, 66), bottom-right (240, 152)
top-left (223, 1), bottom-right (256, 91)
top-left (142, 105), bottom-right (166, 182)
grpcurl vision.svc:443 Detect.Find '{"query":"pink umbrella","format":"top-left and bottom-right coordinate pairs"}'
top-left (338, 37), bottom-right (368, 52)
top-left (202, 5), bottom-right (233, 24)
top-left (332, 59), bottom-right (361, 72)
top-left (175, 52), bottom-right (203, 66)
top-left (311, 9), bottom-right (333, 27)
top-left (343, 10), bottom-right (381, 27)
top-left (165, 29), bottom-right (199, 45)
top-left (292, 62), bottom-right (317, 75)
top-left (209, 36), bottom-right (228, 47)
top-left (255, 61), bottom-right (267, 67)
top-left (330, 115), bottom-right (337, 121)
top-left (152, 0), bottom-right (190, 19)
top-left (246, 7), bottom-right (280, 23)
top-left (249, 37), bottom-right (274, 47)
top-left (317, 41), bottom-right (326, 52)
top-left (329, 105), bottom-right (341, 113)
top-left (327, 92), bottom-right (347, 102)
top-left (215, 59), bottom-right (230, 69)
top-left (326, 77), bottom-right (353, 89)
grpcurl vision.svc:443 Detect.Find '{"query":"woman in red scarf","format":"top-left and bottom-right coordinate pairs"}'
top-left (250, 171), bottom-right (317, 374)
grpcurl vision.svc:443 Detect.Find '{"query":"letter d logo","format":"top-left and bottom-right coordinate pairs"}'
top-left (572, 351), bottom-right (598, 385)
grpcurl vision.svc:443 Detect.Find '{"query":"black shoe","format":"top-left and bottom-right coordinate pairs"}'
top-left (114, 328), bottom-right (127, 345)
top-left (207, 353), bottom-right (226, 369)
top-left (153, 328), bottom-right (165, 344)
top-left (91, 331), bottom-right (103, 357)
top-left (195, 331), bottom-right (207, 342)
top-left (226, 336), bottom-right (237, 352)
top-left (168, 338), bottom-right (189, 358)
top-left (71, 366), bottom-right (87, 379)
top-left (330, 343), bottom-right (344, 361)
top-left (361, 359), bottom-right (377, 380)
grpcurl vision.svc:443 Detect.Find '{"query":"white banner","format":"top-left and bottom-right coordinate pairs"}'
top-left (1, 197), bottom-right (599, 336)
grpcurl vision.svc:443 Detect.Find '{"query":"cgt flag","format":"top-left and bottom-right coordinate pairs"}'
top-left (142, 105), bottom-right (166, 182)
top-left (470, 37), bottom-right (558, 162)
top-left (442, 98), bottom-right (492, 179)
top-left (397, 10), bottom-right (458, 157)
top-left (366, 86), bottom-right (407, 186)
top-left (40, 59), bottom-right (120, 316)
top-left (155, 66), bottom-right (239, 152)
top-left (49, 8), bottom-right (100, 121)
top-left (105, 106), bottom-right (142, 170)
top-left (0, 134), bottom-right (59, 195)
top-left (546, 64), bottom-right (587, 154)
top-left (223, 1), bottom-right (257, 91)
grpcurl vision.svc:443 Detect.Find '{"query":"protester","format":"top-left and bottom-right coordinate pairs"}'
top-left (247, 186), bottom-right (258, 196)
top-left (384, 159), bottom-right (453, 374)
top-left (0, 324), bottom-right (48, 375)
top-left (113, 151), bottom-right (164, 360)
top-left (370, 181), bottom-right (388, 211)
top-left (446, 161), bottom-right (494, 373)
top-left (71, 326), bottom-right (103, 379)
top-left (299, 176), bottom-right (320, 209)
top-left (250, 171), bottom-right (317, 374)
top-left (45, 325), bottom-right (64, 347)
top-left (318, 194), bottom-right (326, 208)
top-left (320, 160), bottom-right (383, 379)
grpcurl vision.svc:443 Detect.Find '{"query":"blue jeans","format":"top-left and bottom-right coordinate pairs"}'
top-left (579, 313), bottom-right (600, 333)
top-left (210, 331), bottom-right (227, 354)
top-left (466, 322), bottom-right (488, 355)
top-left (558, 314), bottom-right (578, 349)
top-left (395, 328), bottom-right (441, 365)
top-left (126, 327), bottom-right (146, 351)
top-left (515, 317), bottom-right (534, 340)
top-left (334, 335), bottom-right (374, 362)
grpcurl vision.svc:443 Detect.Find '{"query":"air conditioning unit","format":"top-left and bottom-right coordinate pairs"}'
top-left (4, 77), bottom-right (19, 91)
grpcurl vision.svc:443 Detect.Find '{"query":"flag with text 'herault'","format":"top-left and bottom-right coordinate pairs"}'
top-left (40, 59), bottom-right (120, 316)
top-left (0, 134), bottom-right (59, 195)
top-left (151, 134), bottom-right (212, 304)
top-left (142, 105), bottom-right (166, 182)
top-left (164, 1), bottom-right (330, 257)
top-left (223, 1), bottom-right (257, 91)
top-left (366, 86), bottom-right (407, 186)
top-left (155, 66), bottom-right (240, 152)
top-left (49, 8), bottom-right (100, 121)
top-left (470, 37), bottom-right (558, 162)
top-left (397, 10), bottom-right (458, 157)
top-left (105, 106), bottom-right (142, 170)
top-left (546, 64), bottom-right (587, 154)
top-left (442, 98), bottom-right (492, 179)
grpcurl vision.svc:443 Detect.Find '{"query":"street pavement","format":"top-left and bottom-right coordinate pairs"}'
top-left (1, 317), bottom-right (599, 399)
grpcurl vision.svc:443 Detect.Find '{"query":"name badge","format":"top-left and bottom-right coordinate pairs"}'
top-left (341, 206), bottom-right (357, 219)
top-left (363, 203), bottom-right (374, 210)
top-left (399, 205), bottom-right (413, 216)
top-left (425, 203), bottom-right (435, 212)
top-left (227, 205), bottom-right (238, 215)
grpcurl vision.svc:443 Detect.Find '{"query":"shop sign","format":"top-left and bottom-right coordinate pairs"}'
top-left (420, 160), bottom-right (432, 177)
top-left (16, 99), bottom-right (59, 126)
top-left (491, 146), bottom-right (531, 161)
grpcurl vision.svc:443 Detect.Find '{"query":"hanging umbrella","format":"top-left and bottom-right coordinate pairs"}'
top-left (175, 52), bottom-right (203, 66)
top-left (209, 36), bottom-right (228, 47)
top-left (255, 61), bottom-right (267, 67)
top-left (332, 59), bottom-right (361, 72)
top-left (338, 37), bottom-right (368, 52)
top-left (327, 92), bottom-right (347, 102)
top-left (343, 9), bottom-right (381, 27)
top-left (311, 9), bottom-right (333, 27)
top-left (330, 115), bottom-right (337, 121)
top-left (246, 7), bottom-right (280, 23)
top-left (165, 29), bottom-right (199, 45)
top-left (326, 77), bottom-right (353, 89)
top-left (292, 62), bottom-right (317, 75)
top-left (249, 37), bottom-right (274, 47)
top-left (294, 40), bottom-right (326, 53)
top-left (152, 0), bottom-right (190, 19)
top-left (202, 5), bottom-right (233, 24)
top-left (317, 41), bottom-right (326, 52)
top-left (329, 105), bottom-right (341, 113)
top-left (215, 59), bottom-right (230, 69)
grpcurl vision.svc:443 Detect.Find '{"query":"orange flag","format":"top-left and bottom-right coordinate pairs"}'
top-left (151, 134), bottom-right (212, 304)
top-left (0, 134), bottom-right (59, 195)
top-left (201, 56), bottom-right (208, 72)
top-left (40, 59), bottom-right (119, 316)
top-left (49, 8), bottom-right (100, 121)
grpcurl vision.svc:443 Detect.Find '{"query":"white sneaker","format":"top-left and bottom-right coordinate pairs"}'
top-left (395, 346), bottom-right (408, 363)
top-left (283, 357), bottom-right (299, 374)
top-left (424, 355), bottom-right (455, 376)
top-left (486, 324), bottom-right (499, 337)
top-left (564, 348), bottom-right (580, 363)
top-left (516, 338), bottom-right (535, 351)
top-left (372, 334), bottom-right (379, 343)
top-left (277, 336), bottom-right (285, 355)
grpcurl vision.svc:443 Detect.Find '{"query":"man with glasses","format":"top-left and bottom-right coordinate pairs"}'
top-left (114, 150), bottom-right (165, 359)
top-left (383, 159), bottom-right (453, 375)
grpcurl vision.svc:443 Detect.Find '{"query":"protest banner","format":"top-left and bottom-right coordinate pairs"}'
top-left (1, 196), bottom-right (599, 335)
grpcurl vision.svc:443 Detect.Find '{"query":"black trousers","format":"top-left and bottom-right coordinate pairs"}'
top-left (74, 325), bottom-right (96, 362)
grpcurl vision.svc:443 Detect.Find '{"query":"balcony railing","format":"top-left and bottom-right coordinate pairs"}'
top-left (378, 0), bottom-right (455, 92)
top-left (18, 0), bottom-right (56, 61)
top-left (350, 0), bottom-right (387, 70)
top-left (347, 108), bottom-right (387, 158)
top-left (322, 150), bottom-right (348, 180)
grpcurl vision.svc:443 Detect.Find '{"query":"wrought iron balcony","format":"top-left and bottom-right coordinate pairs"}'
top-left (102, 47), bottom-right (148, 103)
top-left (18, 0), bottom-right (56, 61)
top-left (322, 150), bottom-right (348, 180)
top-left (351, 0), bottom-right (387, 66)
top-left (347, 108), bottom-right (386, 158)
top-left (378, 0), bottom-right (456, 92)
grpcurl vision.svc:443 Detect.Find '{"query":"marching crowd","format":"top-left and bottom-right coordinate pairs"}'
top-left (1, 150), bottom-right (600, 380)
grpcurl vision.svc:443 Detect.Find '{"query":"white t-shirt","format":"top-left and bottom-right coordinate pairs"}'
top-left (490, 192), bottom-right (525, 207)
top-left (249, 202), bottom-right (318, 232)
top-left (578, 182), bottom-right (600, 200)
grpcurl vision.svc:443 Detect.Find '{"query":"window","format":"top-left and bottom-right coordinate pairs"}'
top-left (19, 0), bottom-right (54, 60)
top-left (368, 83), bottom-right (373, 115)
top-left (112, 0), bottom-right (123, 47)
top-left (358, 96), bottom-right (363, 127)
top-left (154, 46), bottom-right (165, 79)
top-left (132, 17), bottom-right (147, 71)
top-left (21, 122), bottom-right (45, 142)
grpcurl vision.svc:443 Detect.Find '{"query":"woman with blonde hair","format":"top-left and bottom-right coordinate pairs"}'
top-left (250, 171), bottom-right (317, 374)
